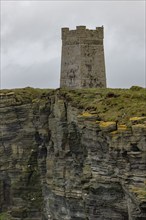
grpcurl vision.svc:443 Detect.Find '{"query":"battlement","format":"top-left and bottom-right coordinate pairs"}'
top-left (61, 26), bottom-right (104, 41)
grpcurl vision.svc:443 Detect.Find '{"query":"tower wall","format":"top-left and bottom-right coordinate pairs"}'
top-left (60, 26), bottom-right (106, 88)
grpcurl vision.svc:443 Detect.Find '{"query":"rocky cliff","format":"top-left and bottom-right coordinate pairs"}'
top-left (0, 87), bottom-right (146, 220)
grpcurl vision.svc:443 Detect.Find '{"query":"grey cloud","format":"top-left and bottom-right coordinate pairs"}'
top-left (2, 58), bottom-right (60, 89)
top-left (1, 1), bottom-right (145, 89)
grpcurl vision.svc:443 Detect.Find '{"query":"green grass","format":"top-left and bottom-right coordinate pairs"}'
top-left (1, 86), bottom-right (146, 124)
top-left (0, 87), bottom-right (53, 104)
top-left (0, 212), bottom-right (11, 220)
top-left (59, 86), bottom-right (146, 124)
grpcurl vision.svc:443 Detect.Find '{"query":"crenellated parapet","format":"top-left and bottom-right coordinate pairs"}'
top-left (62, 26), bottom-right (104, 40)
top-left (61, 26), bottom-right (104, 46)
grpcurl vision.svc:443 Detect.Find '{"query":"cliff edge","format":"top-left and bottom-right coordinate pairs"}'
top-left (0, 87), bottom-right (146, 220)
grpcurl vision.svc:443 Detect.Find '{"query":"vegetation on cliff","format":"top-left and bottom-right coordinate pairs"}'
top-left (59, 86), bottom-right (146, 124)
top-left (0, 212), bottom-right (12, 220)
top-left (0, 87), bottom-right (52, 105)
top-left (1, 86), bottom-right (145, 124)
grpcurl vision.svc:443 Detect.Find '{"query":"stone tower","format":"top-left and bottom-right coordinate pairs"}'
top-left (60, 26), bottom-right (107, 88)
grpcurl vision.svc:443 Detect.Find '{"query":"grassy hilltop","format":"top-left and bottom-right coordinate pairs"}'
top-left (1, 86), bottom-right (146, 124)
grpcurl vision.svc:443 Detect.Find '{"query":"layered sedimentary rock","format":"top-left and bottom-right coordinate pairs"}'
top-left (0, 87), bottom-right (146, 220)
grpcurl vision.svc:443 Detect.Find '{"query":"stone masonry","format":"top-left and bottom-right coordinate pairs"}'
top-left (60, 26), bottom-right (107, 88)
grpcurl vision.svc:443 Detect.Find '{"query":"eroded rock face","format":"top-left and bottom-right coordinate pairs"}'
top-left (0, 90), bottom-right (146, 220)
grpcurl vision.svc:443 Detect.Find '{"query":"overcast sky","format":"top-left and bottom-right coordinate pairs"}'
top-left (1, 0), bottom-right (145, 89)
